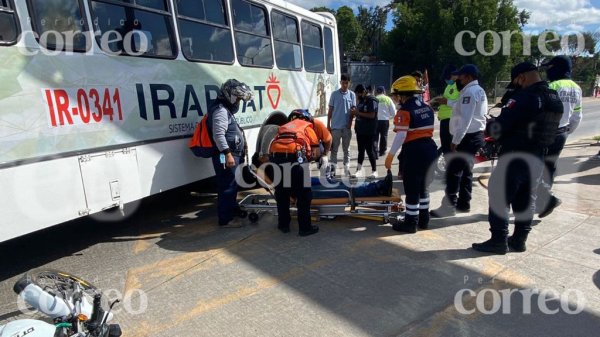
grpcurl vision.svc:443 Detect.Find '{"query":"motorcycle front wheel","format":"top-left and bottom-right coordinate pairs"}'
top-left (15, 269), bottom-right (97, 297)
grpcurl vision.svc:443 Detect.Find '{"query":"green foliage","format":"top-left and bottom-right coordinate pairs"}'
top-left (336, 6), bottom-right (362, 56)
top-left (309, 6), bottom-right (336, 15)
top-left (382, 0), bottom-right (526, 93)
top-left (355, 6), bottom-right (388, 57)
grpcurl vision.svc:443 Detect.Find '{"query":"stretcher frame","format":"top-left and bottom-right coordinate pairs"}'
top-left (239, 169), bottom-right (405, 224)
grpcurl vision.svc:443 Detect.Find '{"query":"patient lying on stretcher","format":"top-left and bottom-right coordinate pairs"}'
top-left (251, 123), bottom-right (394, 199)
top-left (252, 154), bottom-right (394, 199)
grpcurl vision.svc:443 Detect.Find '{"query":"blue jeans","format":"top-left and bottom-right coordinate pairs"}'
top-left (310, 177), bottom-right (382, 199)
top-left (211, 155), bottom-right (242, 226)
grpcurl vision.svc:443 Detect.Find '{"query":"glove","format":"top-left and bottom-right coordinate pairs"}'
top-left (384, 154), bottom-right (394, 170)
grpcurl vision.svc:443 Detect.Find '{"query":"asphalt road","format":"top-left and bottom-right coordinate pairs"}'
top-left (1, 98), bottom-right (599, 336)
top-left (571, 98), bottom-right (600, 141)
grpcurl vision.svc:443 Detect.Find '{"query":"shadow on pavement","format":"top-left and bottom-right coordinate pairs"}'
top-left (1, 184), bottom-right (600, 336)
top-left (127, 209), bottom-right (600, 336)
top-left (552, 155), bottom-right (600, 184)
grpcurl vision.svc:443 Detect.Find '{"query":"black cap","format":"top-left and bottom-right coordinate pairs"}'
top-left (376, 86), bottom-right (385, 93)
top-left (441, 64), bottom-right (457, 81)
top-left (355, 84), bottom-right (366, 94)
top-left (452, 64), bottom-right (480, 79)
top-left (510, 62), bottom-right (538, 82)
top-left (541, 55), bottom-right (572, 69)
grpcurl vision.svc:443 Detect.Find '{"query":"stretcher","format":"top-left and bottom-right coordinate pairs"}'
top-left (239, 169), bottom-right (405, 224)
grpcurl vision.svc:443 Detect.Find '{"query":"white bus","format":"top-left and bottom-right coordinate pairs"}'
top-left (0, 0), bottom-right (340, 242)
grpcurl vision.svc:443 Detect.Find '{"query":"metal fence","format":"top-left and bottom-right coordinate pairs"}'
top-left (344, 62), bottom-right (394, 92)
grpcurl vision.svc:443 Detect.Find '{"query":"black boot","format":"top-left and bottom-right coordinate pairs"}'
top-left (418, 209), bottom-right (430, 230)
top-left (472, 232), bottom-right (508, 255)
top-left (376, 170), bottom-right (394, 196)
top-left (472, 240), bottom-right (508, 255)
top-left (393, 214), bottom-right (417, 233)
top-left (538, 195), bottom-right (562, 218)
top-left (456, 200), bottom-right (471, 213)
top-left (299, 225), bottom-right (319, 237)
top-left (508, 230), bottom-right (529, 252)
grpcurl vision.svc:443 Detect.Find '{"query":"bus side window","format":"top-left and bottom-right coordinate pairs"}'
top-left (28, 0), bottom-right (89, 52)
top-left (175, 0), bottom-right (234, 63)
top-left (89, 0), bottom-right (176, 58)
top-left (271, 10), bottom-right (301, 71)
top-left (324, 27), bottom-right (334, 74)
top-left (301, 21), bottom-right (324, 73)
top-left (231, 0), bottom-right (273, 68)
top-left (0, 0), bottom-right (18, 45)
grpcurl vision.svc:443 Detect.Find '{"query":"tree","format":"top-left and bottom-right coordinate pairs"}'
top-left (517, 9), bottom-right (531, 28)
top-left (310, 6), bottom-right (336, 15)
top-left (336, 6), bottom-right (362, 58)
top-left (382, 0), bottom-right (525, 94)
top-left (356, 6), bottom-right (388, 58)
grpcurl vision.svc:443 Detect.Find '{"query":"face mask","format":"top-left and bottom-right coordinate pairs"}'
top-left (231, 101), bottom-right (241, 114)
top-left (446, 80), bottom-right (455, 85)
top-left (456, 79), bottom-right (465, 91)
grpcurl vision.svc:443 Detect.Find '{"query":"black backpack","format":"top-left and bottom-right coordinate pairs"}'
top-left (528, 85), bottom-right (564, 147)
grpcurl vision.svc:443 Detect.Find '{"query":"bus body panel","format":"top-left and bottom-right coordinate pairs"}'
top-left (0, 0), bottom-right (339, 241)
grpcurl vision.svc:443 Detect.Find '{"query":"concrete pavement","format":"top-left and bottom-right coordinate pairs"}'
top-left (1, 105), bottom-right (599, 336)
top-left (96, 137), bottom-right (600, 336)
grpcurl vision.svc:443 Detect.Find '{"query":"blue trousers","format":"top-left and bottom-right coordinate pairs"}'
top-left (211, 155), bottom-right (242, 226)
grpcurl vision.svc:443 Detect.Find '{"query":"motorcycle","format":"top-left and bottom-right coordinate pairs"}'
top-left (0, 269), bottom-right (121, 337)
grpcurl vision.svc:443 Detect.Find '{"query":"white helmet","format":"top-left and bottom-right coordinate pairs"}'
top-left (220, 79), bottom-right (254, 105)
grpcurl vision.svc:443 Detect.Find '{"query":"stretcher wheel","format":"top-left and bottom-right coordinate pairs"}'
top-left (249, 212), bottom-right (259, 223)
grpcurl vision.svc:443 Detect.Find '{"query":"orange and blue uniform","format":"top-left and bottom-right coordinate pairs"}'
top-left (389, 97), bottom-right (437, 229)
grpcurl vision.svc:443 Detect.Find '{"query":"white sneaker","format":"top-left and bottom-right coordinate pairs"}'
top-left (369, 171), bottom-right (378, 179)
top-left (352, 170), bottom-right (363, 178)
top-left (344, 164), bottom-right (351, 176)
top-left (590, 154), bottom-right (600, 161)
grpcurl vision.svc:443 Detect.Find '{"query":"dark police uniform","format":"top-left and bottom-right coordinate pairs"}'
top-left (390, 97), bottom-right (437, 232)
top-left (354, 93), bottom-right (379, 173)
top-left (479, 81), bottom-right (563, 252)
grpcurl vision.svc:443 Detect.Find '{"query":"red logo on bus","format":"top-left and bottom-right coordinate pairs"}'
top-left (266, 73), bottom-right (281, 110)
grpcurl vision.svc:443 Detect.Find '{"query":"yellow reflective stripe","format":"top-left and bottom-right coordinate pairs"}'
top-left (549, 79), bottom-right (581, 90)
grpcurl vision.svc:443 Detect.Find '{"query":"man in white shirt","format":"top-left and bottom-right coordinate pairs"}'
top-left (373, 86), bottom-right (397, 158)
top-left (431, 64), bottom-right (487, 217)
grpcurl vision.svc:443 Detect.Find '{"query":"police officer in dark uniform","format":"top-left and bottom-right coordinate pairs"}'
top-left (472, 62), bottom-right (563, 254)
top-left (385, 76), bottom-right (437, 233)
